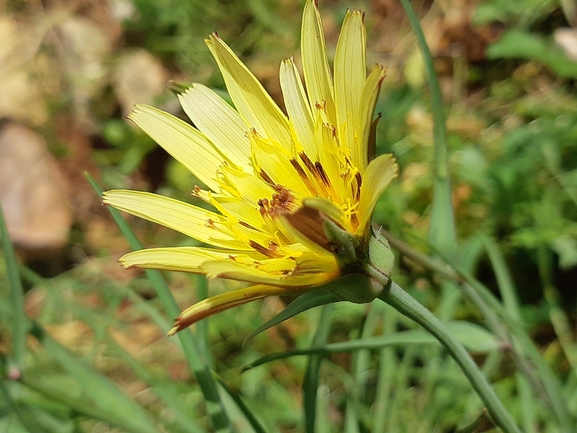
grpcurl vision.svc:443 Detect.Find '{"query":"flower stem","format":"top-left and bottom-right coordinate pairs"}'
top-left (377, 281), bottom-right (521, 433)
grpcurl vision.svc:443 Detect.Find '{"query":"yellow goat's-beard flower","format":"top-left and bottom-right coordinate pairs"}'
top-left (103, 0), bottom-right (398, 335)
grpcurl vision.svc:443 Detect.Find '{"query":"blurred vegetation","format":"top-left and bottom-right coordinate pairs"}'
top-left (1, 0), bottom-right (576, 432)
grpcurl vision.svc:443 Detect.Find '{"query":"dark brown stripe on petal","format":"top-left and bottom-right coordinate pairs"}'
top-left (291, 158), bottom-right (316, 194)
top-left (290, 158), bottom-right (308, 181)
top-left (249, 240), bottom-right (282, 258)
top-left (299, 152), bottom-right (317, 175)
top-left (354, 171), bottom-right (362, 200)
top-left (239, 220), bottom-right (259, 231)
top-left (260, 170), bottom-right (275, 187)
top-left (315, 161), bottom-right (331, 187)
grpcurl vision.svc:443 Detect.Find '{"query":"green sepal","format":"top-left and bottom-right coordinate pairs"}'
top-left (321, 219), bottom-right (394, 303)
top-left (367, 227), bottom-right (395, 286)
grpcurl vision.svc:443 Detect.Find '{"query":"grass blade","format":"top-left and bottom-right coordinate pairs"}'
top-left (244, 290), bottom-right (340, 344)
top-left (28, 323), bottom-right (158, 433)
top-left (85, 173), bottom-right (232, 432)
top-left (304, 304), bottom-right (334, 433)
top-left (399, 0), bottom-right (456, 256)
top-left (215, 375), bottom-right (268, 433)
top-left (0, 203), bottom-right (28, 370)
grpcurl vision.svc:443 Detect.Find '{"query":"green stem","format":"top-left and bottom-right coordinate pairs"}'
top-left (398, 0), bottom-right (456, 256)
top-left (377, 281), bottom-right (521, 433)
top-left (0, 204), bottom-right (28, 371)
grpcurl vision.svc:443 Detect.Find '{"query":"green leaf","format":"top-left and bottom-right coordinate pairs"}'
top-left (244, 289), bottom-right (341, 344)
top-left (85, 172), bottom-right (233, 432)
top-left (28, 324), bottom-right (158, 433)
top-left (243, 321), bottom-right (499, 370)
top-left (487, 30), bottom-right (577, 79)
top-left (0, 203), bottom-right (28, 369)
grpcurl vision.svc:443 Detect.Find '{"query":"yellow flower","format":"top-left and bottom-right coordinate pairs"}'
top-left (103, 0), bottom-right (398, 335)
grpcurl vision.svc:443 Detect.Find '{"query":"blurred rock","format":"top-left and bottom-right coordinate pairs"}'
top-left (57, 15), bottom-right (114, 131)
top-left (0, 15), bottom-right (48, 125)
top-left (554, 28), bottom-right (577, 61)
top-left (113, 49), bottom-right (168, 118)
top-left (0, 122), bottom-right (72, 250)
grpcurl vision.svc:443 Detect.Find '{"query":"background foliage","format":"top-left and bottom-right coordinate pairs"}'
top-left (1, 0), bottom-right (576, 431)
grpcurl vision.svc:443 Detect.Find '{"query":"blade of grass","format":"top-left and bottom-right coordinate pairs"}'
top-left (399, 0), bottom-right (456, 257)
top-left (304, 304), bottom-right (334, 433)
top-left (85, 173), bottom-right (232, 432)
top-left (537, 245), bottom-right (577, 372)
top-left (194, 275), bottom-right (215, 369)
top-left (103, 333), bottom-right (204, 433)
top-left (377, 282), bottom-right (522, 433)
top-left (0, 379), bottom-right (44, 433)
top-left (244, 290), bottom-right (340, 344)
top-left (0, 203), bottom-right (28, 371)
top-left (371, 303), bottom-right (398, 431)
top-left (27, 322), bottom-right (158, 433)
top-left (214, 374), bottom-right (267, 433)
top-left (345, 304), bottom-right (380, 433)
top-left (483, 237), bottom-right (522, 322)
top-left (382, 228), bottom-right (573, 430)
top-left (244, 322), bottom-right (499, 370)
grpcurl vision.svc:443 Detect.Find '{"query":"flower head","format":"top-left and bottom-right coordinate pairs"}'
top-left (103, 0), bottom-right (398, 335)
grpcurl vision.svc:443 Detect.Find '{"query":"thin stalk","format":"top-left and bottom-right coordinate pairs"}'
top-left (381, 229), bottom-right (563, 413)
top-left (376, 281), bottom-right (521, 433)
top-left (86, 174), bottom-right (232, 432)
top-left (399, 0), bottom-right (456, 256)
top-left (304, 304), bottom-right (334, 433)
top-left (0, 204), bottom-right (28, 370)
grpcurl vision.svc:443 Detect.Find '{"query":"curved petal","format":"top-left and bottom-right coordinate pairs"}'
top-left (205, 34), bottom-right (292, 150)
top-left (334, 9), bottom-right (366, 170)
top-left (169, 284), bottom-right (294, 335)
top-left (248, 130), bottom-right (310, 197)
top-left (358, 65), bottom-right (386, 171)
top-left (301, 0), bottom-right (336, 125)
top-left (119, 247), bottom-right (238, 272)
top-left (103, 190), bottom-right (249, 250)
top-left (178, 84), bottom-right (252, 170)
top-left (356, 154), bottom-right (399, 234)
top-left (203, 258), bottom-right (336, 287)
top-left (128, 105), bottom-right (226, 191)
top-left (279, 58), bottom-right (316, 159)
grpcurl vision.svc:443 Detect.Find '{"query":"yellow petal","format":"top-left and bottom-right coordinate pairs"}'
top-left (178, 84), bottom-right (251, 170)
top-left (279, 58), bottom-right (316, 159)
top-left (218, 164), bottom-right (274, 203)
top-left (301, 0), bottom-right (336, 125)
top-left (358, 65), bottom-right (386, 170)
top-left (128, 105), bottom-right (226, 191)
top-left (103, 190), bottom-right (249, 249)
top-left (205, 34), bottom-right (292, 150)
top-left (303, 197), bottom-right (347, 228)
top-left (356, 154), bottom-right (399, 234)
top-left (203, 258), bottom-right (335, 287)
top-left (334, 9), bottom-right (366, 170)
top-left (204, 193), bottom-right (268, 232)
top-left (249, 130), bottom-right (310, 197)
top-left (119, 247), bottom-right (240, 272)
top-left (169, 284), bottom-right (291, 335)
